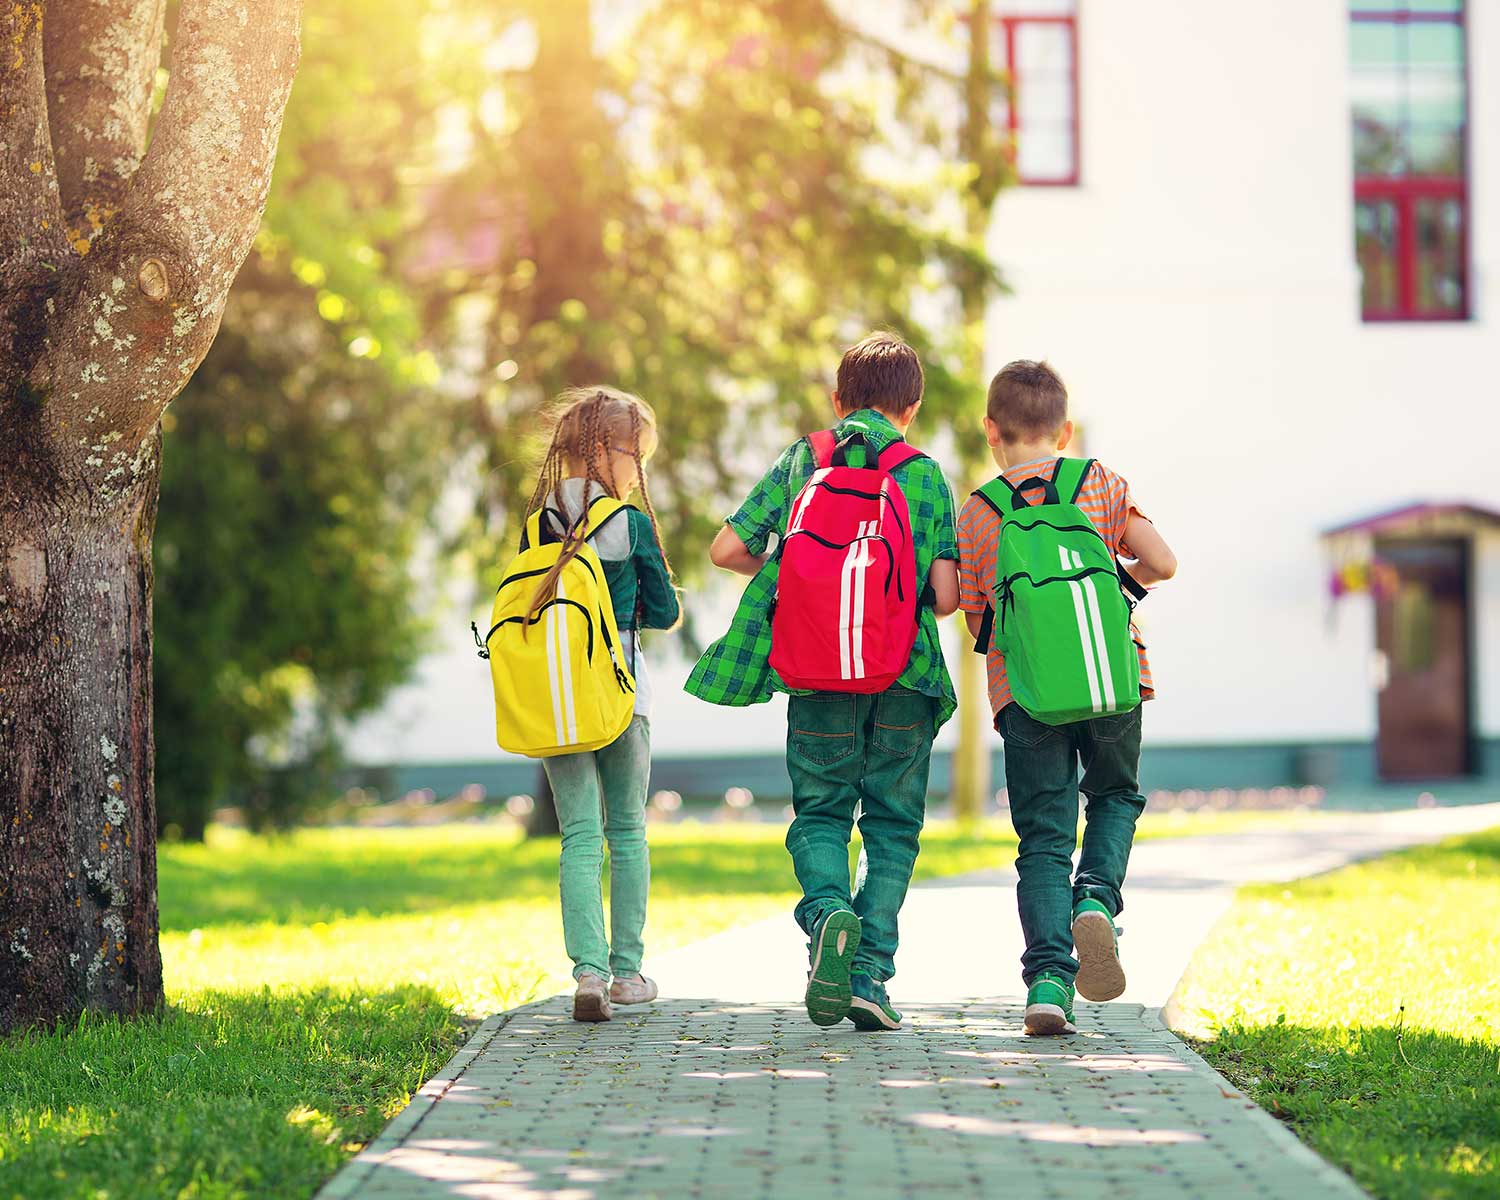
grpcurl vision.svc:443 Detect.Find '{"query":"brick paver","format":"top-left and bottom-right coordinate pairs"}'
top-left (320, 997), bottom-right (1364, 1199)
top-left (316, 811), bottom-right (1500, 1199)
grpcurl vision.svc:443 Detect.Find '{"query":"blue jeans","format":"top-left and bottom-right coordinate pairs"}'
top-left (542, 716), bottom-right (652, 980)
top-left (785, 687), bottom-right (937, 982)
top-left (998, 703), bottom-right (1147, 985)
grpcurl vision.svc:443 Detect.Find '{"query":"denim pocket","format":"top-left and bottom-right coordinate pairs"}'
top-left (1000, 703), bottom-right (1059, 750)
top-left (871, 689), bottom-right (931, 757)
top-left (1089, 707), bottom-right (1142, 744)
top-left (790, 695), bottom-right (857, 765)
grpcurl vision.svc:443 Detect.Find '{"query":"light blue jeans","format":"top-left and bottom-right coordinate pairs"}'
top-left (542, 716), bottom-right (652, 980)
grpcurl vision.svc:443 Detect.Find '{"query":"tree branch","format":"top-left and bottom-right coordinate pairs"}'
top-left (44, 0), bottom-right (168, 252)
top-left (0, 3), bottom-right (68, 284)
top-left (33, 0), bottom-right (302, 483)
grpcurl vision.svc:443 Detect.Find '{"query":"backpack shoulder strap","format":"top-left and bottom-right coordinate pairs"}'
top-left (973, 477), bottom-right (1013, 517)
top-left (807, 430), bottom-right (837, 469)
top-left (876, 440), bottom-right (925, 472)
top-left (1052, 457), bottom-right (1095, 504)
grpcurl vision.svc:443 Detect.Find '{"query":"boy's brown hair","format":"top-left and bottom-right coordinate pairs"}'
top-left (987, 359), bottom-right (1068, 444)
top-left (837, 332), bottom-right (924, 418)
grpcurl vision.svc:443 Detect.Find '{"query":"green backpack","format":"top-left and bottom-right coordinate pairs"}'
top-left (973, 458), bottom-right (1143, 726)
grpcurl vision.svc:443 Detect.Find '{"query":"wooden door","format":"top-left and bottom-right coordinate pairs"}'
top-left (1374, 538), bottom-right (1472, 780)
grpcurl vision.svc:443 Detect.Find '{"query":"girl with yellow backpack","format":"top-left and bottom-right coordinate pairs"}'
top-left (477, 387), bottom-right (679, 1021)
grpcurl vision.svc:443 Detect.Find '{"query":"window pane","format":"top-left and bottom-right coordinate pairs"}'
top-left (1020, 76), bottom-right (1073, 123)
top-left (1407, 125), bottom-right (1463, 174)
top-left (1414, 197), bottom-right (1465, 314)
top-left (1409, 0), bottom-right (1463, 13)
top-left (1351, 1), bottom-right (1400, 12)
top-left (1350, 21), bottom-right (1401, 68)
top-left (1407, 22), bottom-right (1463, 68)
top-left (1015, 23), bottom-right (1072, 74)
top-left (1356, 200), bottom-right (1401, 314)
top-left (1017, 127), bottom-right (1075, 182)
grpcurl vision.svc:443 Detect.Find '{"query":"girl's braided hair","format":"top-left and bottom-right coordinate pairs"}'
top-left (524, 386), bottom-right (671, 623)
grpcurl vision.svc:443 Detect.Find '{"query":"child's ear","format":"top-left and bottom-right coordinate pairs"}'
top-left (983, 416), bottom-right (1003, 448)
top-left (830, 389), bottom-right (846, 419)
top-left (898, 399), bottom-right (922, 427)
top-left (1056, 420), bottom-right (1074, 452)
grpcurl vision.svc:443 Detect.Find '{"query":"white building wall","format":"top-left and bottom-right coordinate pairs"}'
top-left (985, 0), bottom-right (1500, 745)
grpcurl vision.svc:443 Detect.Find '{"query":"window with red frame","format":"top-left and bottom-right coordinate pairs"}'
top-left (1351, 1), bottom-right (1469, 321)
top-left (992, 1), bottom-right (1079, 186)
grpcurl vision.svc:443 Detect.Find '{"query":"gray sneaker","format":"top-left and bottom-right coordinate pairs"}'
top-left (609, 973), bottom-right (659, 1005)
top-left (572, 973), bottom-right (613, 1022)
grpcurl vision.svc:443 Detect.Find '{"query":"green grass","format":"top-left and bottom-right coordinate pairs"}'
top-left (1, 810), bottom-right (1310, 1199)
top-left (1175, 828), bottom-right (1500, 1200)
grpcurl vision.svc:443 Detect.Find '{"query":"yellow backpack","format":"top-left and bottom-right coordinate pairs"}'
top-left (473, 495), bottom-right (636, 757)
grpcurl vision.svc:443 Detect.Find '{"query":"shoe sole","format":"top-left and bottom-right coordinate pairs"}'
top-left (805, 910), bottom-right (861, 1026)
top-left (848, 996), bottom-right (900, 1031)
top-left (1073, 910), bottom-right (1127, 1002)
top-left (573, 991), bottom-right (613, 1022)
top-left (1023, 1003), bottom-right (1077, 1036)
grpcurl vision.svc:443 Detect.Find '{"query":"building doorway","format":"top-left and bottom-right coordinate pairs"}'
top-left (1374, 538), bottom-right (1472, 780)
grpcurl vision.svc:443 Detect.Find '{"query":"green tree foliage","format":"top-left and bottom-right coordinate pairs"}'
top-left (154, 265), bottom-right (442, 838)
top-left (152, 0), bottom-right (1008, 836)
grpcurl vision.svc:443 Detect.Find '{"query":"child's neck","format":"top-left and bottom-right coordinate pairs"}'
top-left (998, 440), bottom-right (1059, 469)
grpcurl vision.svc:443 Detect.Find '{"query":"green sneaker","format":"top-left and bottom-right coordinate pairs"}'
top-left (1072, 897), bottom-right (1126, 1002)
top-left (848, 974), bottom-right (901, 1031)
top-left (1024, 972), bottom-right (1077, 1036)
top-left (804, 908), bottom-right (861, 1026)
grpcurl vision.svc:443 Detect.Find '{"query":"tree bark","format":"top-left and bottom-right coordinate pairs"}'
top-left (0, 0), bottom-right (302, 1031)
top-left (0, 442), bottom-right (162, 1028)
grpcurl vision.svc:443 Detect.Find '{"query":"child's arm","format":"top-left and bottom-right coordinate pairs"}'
top-left (964, 610), bottom-right (985, 639)
top-left (709, 524), bottom-right (765, 577)
top-left (633, 514), bottom-right (682, 630)
top-left (929, 559), bottom-right (959, 617)
top-left (1122, 512), bottom-right (1177, 586)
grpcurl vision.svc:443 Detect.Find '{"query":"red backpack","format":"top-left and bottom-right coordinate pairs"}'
top-left (769, 429), bottom-right (925, 693)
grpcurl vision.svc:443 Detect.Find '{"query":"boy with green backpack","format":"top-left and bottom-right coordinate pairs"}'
top-left (956, 361), bottom-right (1177, 1035)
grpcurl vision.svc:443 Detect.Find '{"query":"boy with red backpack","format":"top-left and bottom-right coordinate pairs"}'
top-left (689, 332), bottom-right (959, 1031)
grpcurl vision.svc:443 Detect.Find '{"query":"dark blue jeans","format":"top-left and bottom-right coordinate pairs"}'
top-left (785, 687), bottom-right (937, 983)
top-left (997, 703), bottom-right (1147, 986)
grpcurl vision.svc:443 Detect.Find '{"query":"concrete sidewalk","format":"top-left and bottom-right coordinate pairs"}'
top-left (319, 803), bottom-right (1499, 1199)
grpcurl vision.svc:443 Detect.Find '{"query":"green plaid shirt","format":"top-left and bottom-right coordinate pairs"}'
top-left (686, 409), bottom-right (958, 733)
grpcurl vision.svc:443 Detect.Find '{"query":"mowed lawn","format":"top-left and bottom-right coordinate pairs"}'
top-left (3, 811), bottom-right (1308, 1200)
top-left (1175, 828), bottom-right (1500, 1200)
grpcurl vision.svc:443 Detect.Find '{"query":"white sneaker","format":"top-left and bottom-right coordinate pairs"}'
top-left (573, 973), bottom-right (613, 1022)
top-left (609, 973), bottom-right (659, 1005)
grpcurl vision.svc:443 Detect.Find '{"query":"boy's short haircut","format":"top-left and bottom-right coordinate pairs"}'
top-left (838, 332), bottom-right (924, 418)
top-left (987, 360), bottom-right (1068, 443)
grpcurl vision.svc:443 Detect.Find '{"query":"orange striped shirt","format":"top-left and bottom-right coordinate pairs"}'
top-left (956, 457), bottom-right (1155, 717)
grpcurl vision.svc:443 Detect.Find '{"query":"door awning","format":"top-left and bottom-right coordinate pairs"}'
top-left (1322, 501), bottom-right (1500, 540)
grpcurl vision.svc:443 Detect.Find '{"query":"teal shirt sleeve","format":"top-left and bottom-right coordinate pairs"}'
top-left (629, 509), bottom-right (680, 630)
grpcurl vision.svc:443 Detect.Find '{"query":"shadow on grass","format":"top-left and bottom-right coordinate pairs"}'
top-left (159, 829), bottom-right (802, 931)
top-left (1198, 1020), bottom-right (1499, 1200)
top-left (158, 825), bottom-right (1019, 933)
top-left (0, 985), bottom-right (465, 1200)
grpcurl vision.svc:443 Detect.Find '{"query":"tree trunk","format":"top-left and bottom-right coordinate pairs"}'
top-left (525, 763), bottom-right (561, 839)
top-left (0, 445), bottom-right (164, 1031)
top-left (0, 0), bottom-right (302, 1029)
top-left (951, 0), bottom-right (1001, 822)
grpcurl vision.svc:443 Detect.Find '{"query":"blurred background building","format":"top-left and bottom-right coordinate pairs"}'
top-left (350, 0), bottom-right (1500, 804)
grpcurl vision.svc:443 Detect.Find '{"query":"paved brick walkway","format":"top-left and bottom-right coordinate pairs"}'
top-left (320, 806), bottom-right (1500, 1199)
top-left (320, 997), bottom-right (1362, 1200)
